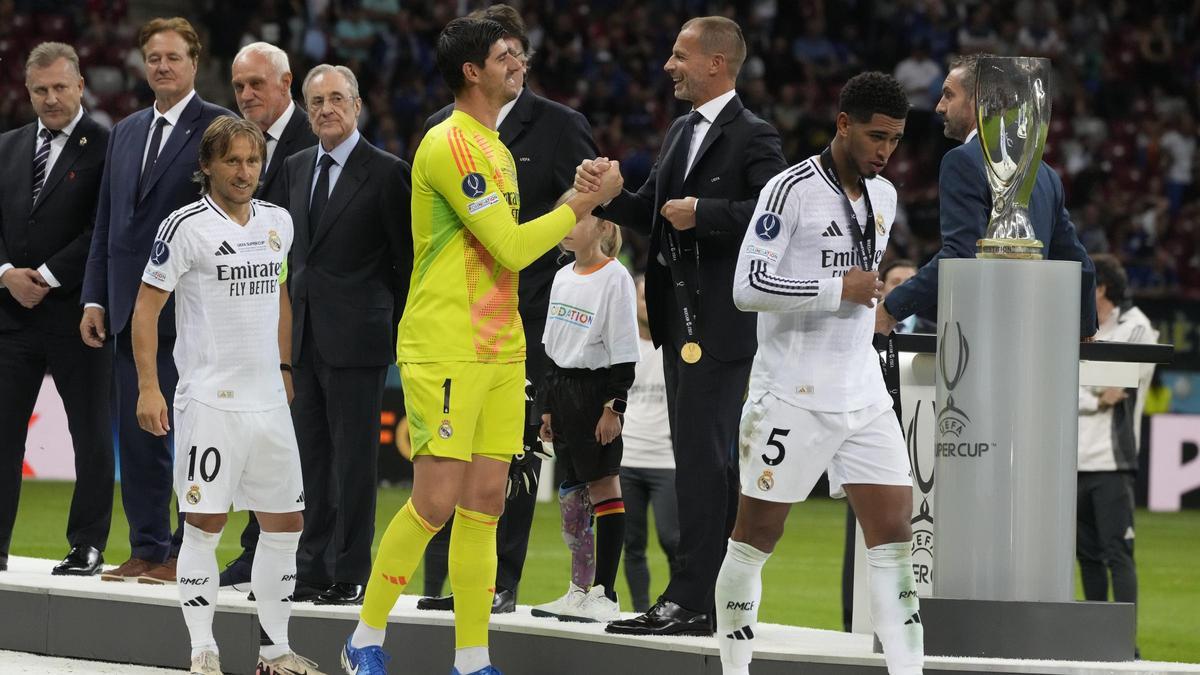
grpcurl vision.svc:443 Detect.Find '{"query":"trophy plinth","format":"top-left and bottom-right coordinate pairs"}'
top-left (977, 237), bottom-right (1044, 259)
top-left (976, 57), bottom-right (1051, 259)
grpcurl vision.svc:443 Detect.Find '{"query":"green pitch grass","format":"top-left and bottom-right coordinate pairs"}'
top-left (10, 481), bottom-right (1199, 663)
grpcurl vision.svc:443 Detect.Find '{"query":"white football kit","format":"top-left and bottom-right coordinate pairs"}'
top-left (732, 156), bottom-right (912, 503)
top-left (142, 195), bottom-right (303, 514)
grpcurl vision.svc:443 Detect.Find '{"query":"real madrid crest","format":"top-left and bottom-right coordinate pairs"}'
top-left (186, 484), bottom-right (202, 505)
top-left (438, 419), bottom-right (454, 439)
top-left (268, 229), bottom-right (282, 251)
top-left (757, 470), bottom-right (775, 492)
top-left (875, 212), bottom-right (885, 235)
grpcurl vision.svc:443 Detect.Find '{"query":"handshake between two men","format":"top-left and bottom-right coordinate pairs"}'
top-left (574, 157), bottom-right (885, 313)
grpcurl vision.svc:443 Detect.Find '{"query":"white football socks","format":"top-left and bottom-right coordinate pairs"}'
top-left (253, 530), bottom-right (300, 660)
top-left (715, 539), bottom-right (772, 675)
top-left (866, 541), bottom-right (924, 675)
top-left (454, 646), bottom-right (490, 673)
top-left (178, 523), bottom-right (222, 659)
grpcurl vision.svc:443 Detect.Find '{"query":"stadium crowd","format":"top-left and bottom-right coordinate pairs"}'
top-left (0, 0), bottom-right (1197, 295)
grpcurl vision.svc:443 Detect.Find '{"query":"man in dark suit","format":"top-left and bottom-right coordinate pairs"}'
top-left (577, 16), bottom-right (787, 635)
top-left (283, 64), bottom-right (411, 605)
top-left (880, 259), bottom-right (936, 334)
top-left (876, 53), bottom-right (1097, 338)
top-left (0, 42), bottom-right (112, 577)
top-left (80, 17), bottom-right (232, 583)
top-left (219, 40), bottom-right (317, 590)
top-left (415, 3), bottom-right (599, 615)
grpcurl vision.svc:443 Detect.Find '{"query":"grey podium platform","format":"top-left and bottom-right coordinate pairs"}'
top-left (2, 557), bottom-right (1197, 675)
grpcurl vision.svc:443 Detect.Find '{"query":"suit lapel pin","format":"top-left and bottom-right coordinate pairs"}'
top-left (68, 171), bottom-right (76, 180)
top-left (79, 136), bottom-right (87, 146)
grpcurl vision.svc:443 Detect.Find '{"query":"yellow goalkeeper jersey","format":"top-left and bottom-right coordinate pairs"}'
top-left (398, 109), bottom-right (576, 364)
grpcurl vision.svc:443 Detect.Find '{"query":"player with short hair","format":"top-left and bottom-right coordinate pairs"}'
top-left (131, 116), bottom-right (322, 675)
top-left (717, 72), bottom-right (923, 675)
top-left (339, 18), bottom-right (623, 675)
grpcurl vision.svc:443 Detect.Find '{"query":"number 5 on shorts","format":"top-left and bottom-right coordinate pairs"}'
top-left (762, 428), bottom-right (789, 466)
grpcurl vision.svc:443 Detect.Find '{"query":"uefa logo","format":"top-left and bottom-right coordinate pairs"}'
top-left (936, 321), bottom-right (970, 438)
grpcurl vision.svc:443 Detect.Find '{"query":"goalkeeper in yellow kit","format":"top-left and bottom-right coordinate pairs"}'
top-left (340, 17), bottom-right (623, 675)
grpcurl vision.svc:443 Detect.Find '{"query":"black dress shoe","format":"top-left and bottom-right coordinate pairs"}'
top-left (416, 594), bottom-right (454, 611)
top-left (605, 597), bottom-right (714, 636)
top-left (218, 558), bottom-right (252, 587)
top-left (315, 582), bottom-right (365, 605)
top-left (416, 588), bottom-right (516, 614)
top-left (52, 546), bottom-right (104, 576)
top-left (492, 587), bottom-right (516, 614)
top-left (289, 581), bottom-right (331, 603)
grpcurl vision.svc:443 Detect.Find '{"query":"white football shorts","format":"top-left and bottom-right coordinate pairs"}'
top-left (738, 393), bottom-right (912, 503)
top-left (173, 400), bottom-right (305, 514)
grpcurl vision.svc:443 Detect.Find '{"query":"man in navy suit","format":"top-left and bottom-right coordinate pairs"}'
top-left (875, 53), bottom-right (1097, 338)
top-left (0, 42), bottom-right (112, 577)
top-left (80, 17), bottom-right (232, 583)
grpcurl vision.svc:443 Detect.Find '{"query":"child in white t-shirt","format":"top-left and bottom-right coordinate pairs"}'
top-left (534, 191), bottom-right (640, 623)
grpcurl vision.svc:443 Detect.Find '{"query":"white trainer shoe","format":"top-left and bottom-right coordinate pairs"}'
top-left (558, 585), bottom-right (620, 623)
top-left (256, 650), bottom-right (326, 674)
top-left (190, 650), bottom-right (223, 675)
top-left (530, 582), bottom-right (587, 619)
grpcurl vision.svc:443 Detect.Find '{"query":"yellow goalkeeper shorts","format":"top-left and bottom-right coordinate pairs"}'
top-left (400, 361), bottom-right (524, 461)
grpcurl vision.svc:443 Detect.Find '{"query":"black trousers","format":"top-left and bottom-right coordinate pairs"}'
top-left (115, 327), bottom-right (182, 562)
top-left (620, 466), bottom-right (680, 612)
top-left (0, 325), bottom-right (113, 559)
top-left (661, 337), bottom-right (752, 613)
top-left (292, 320), bottom-right (386, 586)
top-left (422, 317), bottom-right (550, 597)
top-left (1077, 471), bottom-right (1137, 604)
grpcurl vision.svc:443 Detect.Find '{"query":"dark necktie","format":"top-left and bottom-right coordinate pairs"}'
top-left (671, 110), bottom-right (705, 193)
top-left (139, 116), bottom-right (169, 197)
top-left (32, 127), bottom-right (60, 203)
top-left (309, 154), bottom-right (336, 234)
top-left (260, 131), bottom-right (275, 183)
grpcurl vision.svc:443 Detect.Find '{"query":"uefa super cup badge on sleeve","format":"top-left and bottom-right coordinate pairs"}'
top-left (975, 56), bottom-right (1051, 260)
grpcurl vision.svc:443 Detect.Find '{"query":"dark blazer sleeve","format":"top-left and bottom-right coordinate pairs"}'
top-left (384, 158), bottom-right (412, 312)
top-left (884, 146), bottom-right (987, 321)
top-left (553, 110), bottom-right (600, 197)
top-left (693, 120), bottom-right (785, 243)
top-left (1047, 168), bottom-right (1098, 337)
top-left (423, 104), bottom-right (453, 134)
top-left (82, 129), bottom-right (116, 307)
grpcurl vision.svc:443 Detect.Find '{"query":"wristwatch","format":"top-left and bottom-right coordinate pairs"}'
top-left (604, 398), bottom-right (627, 415)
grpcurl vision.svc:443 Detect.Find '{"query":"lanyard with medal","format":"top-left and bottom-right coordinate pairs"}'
top-left (819, 146), bottom-right (903, 423)
top-left (663, 223), bottom-right (703, 364)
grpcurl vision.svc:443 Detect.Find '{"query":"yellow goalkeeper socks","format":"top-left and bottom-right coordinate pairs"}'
top-left (359, 500), bottom-right (441, 630)
top-left (449, 505), bottom-right (500, 649)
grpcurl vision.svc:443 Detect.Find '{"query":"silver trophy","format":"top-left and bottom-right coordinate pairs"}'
top-left (975, 56), bottom-right (1051, 259)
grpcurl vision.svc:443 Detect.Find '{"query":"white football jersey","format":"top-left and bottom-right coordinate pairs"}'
top-left (142, 195), bottom-right (294, 411)
top-left (733, 155), bottom-right (898, 412)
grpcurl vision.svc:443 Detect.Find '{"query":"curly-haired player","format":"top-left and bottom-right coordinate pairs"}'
top-left (716, 72), bottom-right (923, 675)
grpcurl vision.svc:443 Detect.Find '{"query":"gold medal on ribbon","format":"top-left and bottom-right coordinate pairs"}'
top-left (681, 341), bottom-right (702, 364)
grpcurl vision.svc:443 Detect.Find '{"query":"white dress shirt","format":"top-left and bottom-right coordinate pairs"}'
top-left (263, 100), bottom-right (296, 173)
top-left (684, 88), bottom-right (737, 178)
top-left (0, 107), bottom-right (86, 289)
top-left (496, 87), bottom-right (522, 130)
top-left (310, 128), bottom-right (360, 201)
top-left (142, 89), bottom-right (197, 170)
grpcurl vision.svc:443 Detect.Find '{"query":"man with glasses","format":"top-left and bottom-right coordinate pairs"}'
top-left (279, 64), bottom-right (412, 605)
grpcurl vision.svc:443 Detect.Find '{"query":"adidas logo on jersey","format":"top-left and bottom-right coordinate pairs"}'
top-left (726, 625), bottom-right (755, 640)
top-left (904, 612), bottom-right (922, 625)
top-left (821, 221), bottom-right (844, 237)
top-left (183, 596), bottom-right (210, 607)
top-left (214, 241), bottom-right (236, 256)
